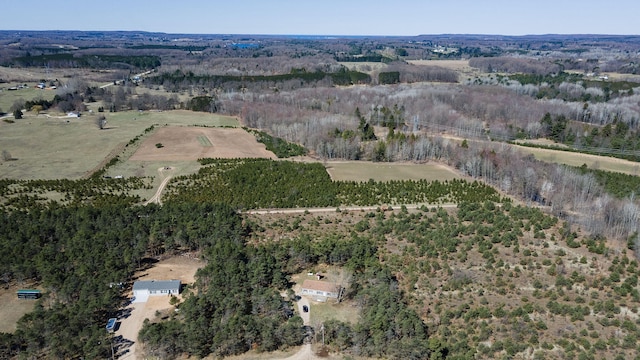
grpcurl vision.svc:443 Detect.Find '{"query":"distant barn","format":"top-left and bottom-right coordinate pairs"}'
top-left (17, 289), bottom-right (41, 299)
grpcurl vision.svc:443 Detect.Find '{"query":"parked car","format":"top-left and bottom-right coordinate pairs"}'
top-left (302, 305), bottom-right (309, 313)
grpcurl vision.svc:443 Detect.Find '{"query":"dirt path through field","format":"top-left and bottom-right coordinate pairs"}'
top-left (144, 167), bottom-right (173, 205)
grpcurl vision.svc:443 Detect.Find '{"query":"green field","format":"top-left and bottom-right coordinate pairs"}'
top-left (515, 145), bottom-right (640, 175)
top-left (0, 110), bottom-right (239, 180)
top-left (325, 161), bottom-right (461, 182)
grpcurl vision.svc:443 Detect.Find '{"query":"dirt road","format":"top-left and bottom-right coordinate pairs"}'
top-left (246, 203), bottom-right (456, 215)
top-left (144, 167), bottom-right (173, 205)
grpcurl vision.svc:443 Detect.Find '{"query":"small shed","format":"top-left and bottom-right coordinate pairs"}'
top-left (132, 280), bottom-right (180, 303)
top-left (301, 279), bottom-right (341, 299)
top-left (17, 289), bottom-right (41, 299)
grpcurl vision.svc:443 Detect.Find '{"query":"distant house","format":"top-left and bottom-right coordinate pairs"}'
top-left (301, 279), bottom-right (341, 299)
top-left (132, 280), bottom-right (180, 302)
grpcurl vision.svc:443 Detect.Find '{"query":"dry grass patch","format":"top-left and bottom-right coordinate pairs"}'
top-left (0, 284), bottom-right (40, 333)
top-left (308, 301), bottom-right (360, 327)
top-left (129, 127), bottom-right (275, 161)
top-left (514, 145), bottom-right (640, 175)
top-left (325, 161), bottom-right (461, 182)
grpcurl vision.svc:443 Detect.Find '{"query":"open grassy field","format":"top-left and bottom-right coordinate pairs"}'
top-left (0, 86), bottom-right (56, 113)
top-left (0, 110), bottom-right (239, 180)
top-left (514, 144), bottom-right (640, 175)
top-left (325, 161), bottom-right (461, 182)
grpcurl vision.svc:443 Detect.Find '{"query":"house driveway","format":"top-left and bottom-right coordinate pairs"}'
top-left (296, 296), bottom-right (311, 325)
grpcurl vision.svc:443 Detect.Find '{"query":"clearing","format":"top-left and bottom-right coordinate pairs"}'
top-left (408, 59), bottom-right (479, 80)
top-left (0, 283), bottom-right (40, 333)
top-left (514, 144), bottom-right (640, 175)
top-left (114, 255), bottom-right (203, 360)
top-left (325, 161), bottom-right (461, 182)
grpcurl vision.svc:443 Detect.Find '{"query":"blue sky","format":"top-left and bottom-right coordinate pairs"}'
top-left (2, 0), bottom-right (639, 36)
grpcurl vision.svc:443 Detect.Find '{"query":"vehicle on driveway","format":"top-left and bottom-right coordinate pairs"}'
top-left (302, 305), bottom-right (309, 312)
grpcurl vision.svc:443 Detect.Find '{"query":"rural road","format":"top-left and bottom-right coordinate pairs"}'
top-left (246, 203), bottom-right (456, 215)
top-left (281, 344), bottom-right (317, 360)
top-left (100, 70), bottom-right (154, 89)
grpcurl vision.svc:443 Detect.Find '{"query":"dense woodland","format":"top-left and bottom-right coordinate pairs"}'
top-left (3, 31), bottom-right (640, 359)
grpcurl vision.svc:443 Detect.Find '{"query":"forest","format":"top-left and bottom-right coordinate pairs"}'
top-left (2, 31), bottom-right (640, 359)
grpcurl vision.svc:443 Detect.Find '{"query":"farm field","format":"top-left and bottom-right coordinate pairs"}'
top-left (325, 161), bottom-right (461, 182)
top-left (129, 126), bottom-right (275, 162)
top-left (514, 144), bottom-right (640, 175)
top-left (0, 110), bottom-right (239, 180)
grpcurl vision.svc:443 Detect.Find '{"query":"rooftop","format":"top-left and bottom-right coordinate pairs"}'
top-left (133, 279), bottom-right (181, 292)
top-left (301, 279), bottom-right (340, 293)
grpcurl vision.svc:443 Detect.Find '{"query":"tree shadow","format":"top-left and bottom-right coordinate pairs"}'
top-left (112, 334), bottom-right (135, 358)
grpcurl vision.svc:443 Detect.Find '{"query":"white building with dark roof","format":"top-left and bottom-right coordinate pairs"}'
top-left (132, 280), bottom-right (180, 303)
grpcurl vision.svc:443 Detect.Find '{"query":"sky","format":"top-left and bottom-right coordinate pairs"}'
top-left (2, 0), bottom-right (639, 36)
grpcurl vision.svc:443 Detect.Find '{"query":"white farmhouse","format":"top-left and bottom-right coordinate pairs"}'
top-left (301, 279), bottom-right (341, 299)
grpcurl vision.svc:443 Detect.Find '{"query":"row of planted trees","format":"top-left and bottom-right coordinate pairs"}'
top-left (164, 158), bottom-right (501, 209)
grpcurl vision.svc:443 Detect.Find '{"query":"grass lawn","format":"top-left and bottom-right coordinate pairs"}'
top-left (326, 161), bottom-right (461, 182)
top-left (309, 301), bottom-right (360, 327)
top-left (0, 85), bottom-right (56, 114)
top-left (0, 110), bottom-right (239, 180)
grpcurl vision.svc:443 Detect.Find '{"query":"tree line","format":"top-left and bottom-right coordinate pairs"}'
top-left (7, 53), bottom-right (160, 69)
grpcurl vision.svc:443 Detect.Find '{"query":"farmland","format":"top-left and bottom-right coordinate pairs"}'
top-left (0, 86), bottom-right (56, 114)
top-left (0, 110), bottom-right (239, 180)
top-left (2, 30), bottom-right (640, 360)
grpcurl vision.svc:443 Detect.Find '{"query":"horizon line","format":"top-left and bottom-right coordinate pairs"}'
top-left (1, 30), bottom-right (639, 38)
